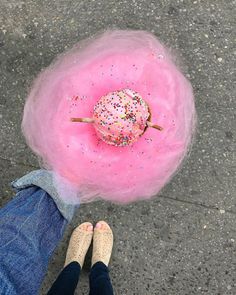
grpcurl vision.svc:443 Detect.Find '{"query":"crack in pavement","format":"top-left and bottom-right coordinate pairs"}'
top-left (159, 195), bottom-right (236, 216)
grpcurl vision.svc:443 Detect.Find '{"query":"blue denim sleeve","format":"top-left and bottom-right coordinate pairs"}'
top-left (0, 186), bottom-right (68, 295)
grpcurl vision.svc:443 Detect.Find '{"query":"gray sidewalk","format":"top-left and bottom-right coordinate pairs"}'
top-left (0, 0), bottom-right (235, 294)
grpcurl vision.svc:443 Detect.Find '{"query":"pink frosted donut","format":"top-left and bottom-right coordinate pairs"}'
top-left (93, 89), bottom-right (150, 146)
top-left (22, 30), bottom-right (196, 204)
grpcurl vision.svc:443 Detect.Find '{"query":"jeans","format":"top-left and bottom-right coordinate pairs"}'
top-left (47, 261), bottom-right (114, 295)
top-left (0, 186), bottom-right (67, 295)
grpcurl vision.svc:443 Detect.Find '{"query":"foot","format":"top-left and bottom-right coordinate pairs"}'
top-left (92, 221), bottom-right (113, 267)
top-left (64, 222), bottom-right (93, 268)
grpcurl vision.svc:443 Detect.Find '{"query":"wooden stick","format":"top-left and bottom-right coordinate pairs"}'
top-left (70, 117), bottom-right (95, 123)
top-left (71, 117), bottom-right (163, 131)
top-left (147, 121), bottom-right (163, 131)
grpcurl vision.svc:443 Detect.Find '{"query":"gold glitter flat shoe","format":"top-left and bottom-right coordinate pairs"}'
top-left (64, 222), bottom-right (93, 268)
top-left (92, 221), bottom-right (113, 267)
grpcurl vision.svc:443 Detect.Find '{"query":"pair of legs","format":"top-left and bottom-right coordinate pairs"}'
top-left (47, 221), bottom-right (114, 295)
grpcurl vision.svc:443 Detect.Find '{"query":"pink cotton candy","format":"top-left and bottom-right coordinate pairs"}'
top-left (22, 30), bottom-right (196, 204)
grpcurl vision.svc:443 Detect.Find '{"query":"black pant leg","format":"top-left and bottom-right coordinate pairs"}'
top-left (89, 262), bottom-right (114, 295)
top-left (47, 261), bottom-right (81, 295)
